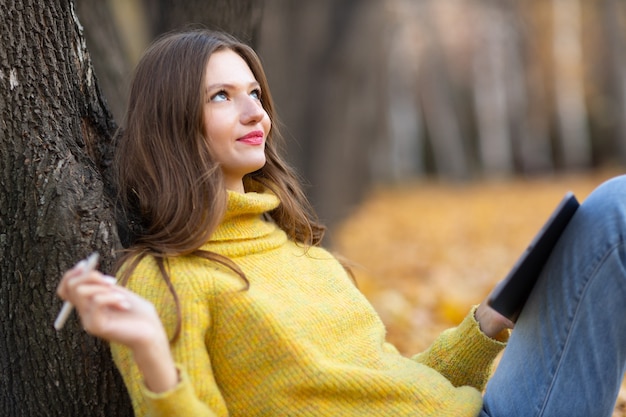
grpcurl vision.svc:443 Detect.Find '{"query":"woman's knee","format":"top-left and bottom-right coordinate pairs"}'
top-left (580, 175), bottom-right (626, 224)
top-left (555, 175), bottom-right (626, 257)
top-left (585, 175), bottom-right (626, 209)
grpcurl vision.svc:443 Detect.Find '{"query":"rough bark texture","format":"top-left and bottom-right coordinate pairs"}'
top-left (0, 0), bottom-right (129, 415)
top-left (0, 0), bottom-right (264, 414)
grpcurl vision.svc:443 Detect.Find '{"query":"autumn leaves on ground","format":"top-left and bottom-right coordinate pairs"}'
top-left (334, 169), bottom-right (626, 416)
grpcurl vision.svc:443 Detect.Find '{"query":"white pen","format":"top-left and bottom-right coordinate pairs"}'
top-left (54, 252), bottom-right (100, 331)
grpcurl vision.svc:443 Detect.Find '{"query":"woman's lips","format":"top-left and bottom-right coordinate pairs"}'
top-left (237, 130), bottom-right (264, 145)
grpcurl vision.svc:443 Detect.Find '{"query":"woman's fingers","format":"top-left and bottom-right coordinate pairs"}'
top-left (80, 289), bottom-right (133, 336)
top-left (90, 288), bottom-right (132, 312)
top-left (57, 256), bottom-right (101, 298)
top-left (63, 271), bottom-right (116, 302)
top-left (79, 288), bottom-right (166, 348)
top-left (56, 257), bottom-right (118, 331)
top-left (68, 275), bottom-right (119, 314)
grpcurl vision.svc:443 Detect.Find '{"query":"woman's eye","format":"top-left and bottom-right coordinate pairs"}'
top-left (210, 91), bottom-right (228, 102)
top-left (250, 88), bottom-right (262, 100)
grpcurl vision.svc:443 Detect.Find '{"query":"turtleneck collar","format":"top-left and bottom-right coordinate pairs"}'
top-left (200, 190), bottom-right (287, 257)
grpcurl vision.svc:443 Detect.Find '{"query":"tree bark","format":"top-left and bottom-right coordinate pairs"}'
top-left (0, 0), bottom-right (263, 415)
top-left (0, 0), bottom-right (127, 415)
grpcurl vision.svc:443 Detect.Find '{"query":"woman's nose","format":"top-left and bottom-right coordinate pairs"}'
top-left (240, 96), bottom-right (266, 124)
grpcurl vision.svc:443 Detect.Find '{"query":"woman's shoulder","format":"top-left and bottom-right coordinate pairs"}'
top-left (117, 253), bottom-right (230, 299)
top-left (167, 254), bottom-right (246, 293)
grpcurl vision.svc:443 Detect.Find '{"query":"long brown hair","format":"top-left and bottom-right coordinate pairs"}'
top-left (114, 29), bottom-right (325, 340)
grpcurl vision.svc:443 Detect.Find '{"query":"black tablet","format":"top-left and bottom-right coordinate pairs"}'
top-left (487, 192), bottom-right (580, 322)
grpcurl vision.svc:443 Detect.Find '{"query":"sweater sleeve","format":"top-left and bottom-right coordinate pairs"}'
top-left (111, 346), bottom-right (221, 417)
top-left (110, 257), bottom-right (228, 417)
top-left (411, 305), bottom-right (508, 391)
top-left (139, 365), bottom-right (218, 417)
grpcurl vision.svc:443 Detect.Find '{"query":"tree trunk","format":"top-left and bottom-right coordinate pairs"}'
top-left (552, 0), bottom-right (591, 168)
top-left (0, 0), bottom-right (127, 415)
top-left (74, 0), bottom-right (136, 123)
top-left (601, 0), bottom-right (626, 164)
top-left (0, 0), bottom-right (263, 415)
top-left (380, 0), bottom-right (424, 181)
top-left (143, 0), bottom-right (265, 47)
top-left (516, 0), bottom-right (554, 174)
top-left (472, 2), bottom-right (514, 176)
top-left (417, 6), bottom-right (469, 180)
top-left (258, 0), bottom-right (389, 230)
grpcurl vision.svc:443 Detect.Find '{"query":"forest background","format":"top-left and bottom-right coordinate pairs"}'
top-left (1, 0), bottom-right (626, 415)
top-left (91, 0), bottom-right (626, 229)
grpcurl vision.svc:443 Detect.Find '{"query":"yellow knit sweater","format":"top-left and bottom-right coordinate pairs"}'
top-left (111, 191), bottom-right (506, 417)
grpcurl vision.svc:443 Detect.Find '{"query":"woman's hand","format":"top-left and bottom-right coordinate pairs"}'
top-left (475, 296), bottom-right (515, 341)
top-left (57, 263), bottom-right (157, 346)
top-left (56, 261), bottom-right (179, 393)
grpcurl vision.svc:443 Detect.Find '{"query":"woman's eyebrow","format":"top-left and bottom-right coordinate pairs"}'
top-left (206, 81), bottom-right (260, 92)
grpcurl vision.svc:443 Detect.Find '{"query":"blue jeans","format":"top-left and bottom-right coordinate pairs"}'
top-left (480, 175), bottom-right (626, 417)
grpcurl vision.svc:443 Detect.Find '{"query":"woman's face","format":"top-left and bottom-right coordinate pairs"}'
top-left (202, 48), bottom-right (271, 193)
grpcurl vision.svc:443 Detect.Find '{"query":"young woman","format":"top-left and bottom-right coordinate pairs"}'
top-left (57, 29), bottom-right (626, 417)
